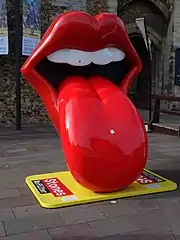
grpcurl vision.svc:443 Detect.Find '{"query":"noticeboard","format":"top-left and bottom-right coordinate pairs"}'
top-left (175, 48), bottom-right (180, 85)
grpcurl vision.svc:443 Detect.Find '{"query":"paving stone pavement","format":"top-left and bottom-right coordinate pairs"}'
top-left (0, 127), bottom-right (180, 239)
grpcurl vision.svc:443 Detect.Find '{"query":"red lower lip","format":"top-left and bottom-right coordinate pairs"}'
top-left (57, 75), bottom-right (147, 192)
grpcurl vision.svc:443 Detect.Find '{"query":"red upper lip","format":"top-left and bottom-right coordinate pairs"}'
top-left (21, 11), bottom-right (141, 79)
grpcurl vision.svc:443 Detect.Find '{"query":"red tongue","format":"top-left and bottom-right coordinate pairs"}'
top-left (57, 76), bottom-right (147, 193)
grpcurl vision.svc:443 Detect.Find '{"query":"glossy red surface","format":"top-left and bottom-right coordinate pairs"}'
top-left (21, 11), bottom-right (148, 193)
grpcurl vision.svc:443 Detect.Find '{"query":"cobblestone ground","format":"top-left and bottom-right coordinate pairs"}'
top-left (0, 126), bottom-right (179, 239)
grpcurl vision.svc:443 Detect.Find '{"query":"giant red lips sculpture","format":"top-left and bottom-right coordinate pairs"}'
top-left (21, 11), bottom-right (148, 193)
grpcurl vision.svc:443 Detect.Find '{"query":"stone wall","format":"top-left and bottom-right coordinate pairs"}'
top-left (173, 0), bottom-right (180, 98)
top-left (155, 11), bottom-right (174, 109)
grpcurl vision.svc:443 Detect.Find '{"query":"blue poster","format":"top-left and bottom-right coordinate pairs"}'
top-left (0, 0), bottom-right (8, 55)
top-left (22, 0), bottom-right (41, 56)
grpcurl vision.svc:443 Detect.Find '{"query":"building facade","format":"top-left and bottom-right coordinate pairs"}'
top-left (0, 0), bottom-right (178, 126)
top-left (117, 0), bottom-right (175, 110)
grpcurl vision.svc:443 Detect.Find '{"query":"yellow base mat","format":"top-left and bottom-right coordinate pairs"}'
top-left (26, 169), bottom-right (177, 209)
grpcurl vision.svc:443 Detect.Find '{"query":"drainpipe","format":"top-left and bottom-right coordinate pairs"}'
top-left (15, 0), bottom-right (22, 130)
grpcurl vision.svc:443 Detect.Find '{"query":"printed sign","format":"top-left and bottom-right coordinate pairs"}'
top-left (33, 178), bottom-right (73, 197)
top-left (0, 0), bottom-right (8, 54)
top-left (33, 180), bottom-right (50, 194)
top-left (135, 17), bottom-right (152, 60)
top-left (137, 170), bottom-right (164, 184)
top-left (22, 0), bottom-right (41, 56)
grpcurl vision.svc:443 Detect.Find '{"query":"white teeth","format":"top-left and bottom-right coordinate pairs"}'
top-left (47, 47), bottom-right (125, 66)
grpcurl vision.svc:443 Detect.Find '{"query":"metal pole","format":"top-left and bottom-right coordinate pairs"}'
top-left (144, 17), bottom-right (153, 130)
top-left (15, 0), bottom-right (22, 130)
